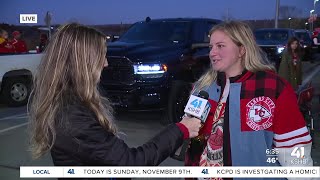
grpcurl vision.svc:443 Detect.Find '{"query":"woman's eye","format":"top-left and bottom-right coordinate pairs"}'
top-left (217, 44), bottom-right (225, 48)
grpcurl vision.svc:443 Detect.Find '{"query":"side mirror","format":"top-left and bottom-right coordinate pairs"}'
top-left (111, 35), bottom-right (120, 42)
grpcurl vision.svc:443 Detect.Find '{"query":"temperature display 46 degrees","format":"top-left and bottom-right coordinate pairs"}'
top-left (265, 148), bottom-right (279, 164)
top-left (266, 157), bottom-right (279, 164)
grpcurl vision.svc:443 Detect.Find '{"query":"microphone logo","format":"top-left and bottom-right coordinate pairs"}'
top-left (184, 95), bottom-right (208, 118)
top-left (188, 99), bottom-right (203, 114)
top-left (191, 99), bottom-right (203, 108)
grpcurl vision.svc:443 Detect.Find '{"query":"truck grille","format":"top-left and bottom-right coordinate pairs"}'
top-left (100, 56), bottom-right (135, 85)
top-left (260, 46), bottom-right (278, 62)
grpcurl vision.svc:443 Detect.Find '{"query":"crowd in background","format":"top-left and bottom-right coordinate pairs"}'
top-left (0, 29), bottom-right (27, 54)
top-left (0, 28), bottom-right (48, 54)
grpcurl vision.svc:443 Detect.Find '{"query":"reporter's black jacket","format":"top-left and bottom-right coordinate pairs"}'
top-left (51, 103), bottom-right (184, 166)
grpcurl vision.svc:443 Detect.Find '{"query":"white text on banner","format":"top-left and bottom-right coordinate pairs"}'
top-left (20, 166), bottom-right (320, 178)
top-left (20, 166), bottom-right (63, 178)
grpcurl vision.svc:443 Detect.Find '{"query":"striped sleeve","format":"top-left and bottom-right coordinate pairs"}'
top-left (273, 85), bottom-right (312, 148)
top-left (273, 127), bottom-right (312, 148)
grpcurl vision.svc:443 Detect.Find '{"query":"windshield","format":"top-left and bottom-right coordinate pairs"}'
top-left (295, 32), bottom-right (312, 42)
top-left (118, 21), bottom-right (191, 42)
top-left (254, 30), bottom-right (289, 44)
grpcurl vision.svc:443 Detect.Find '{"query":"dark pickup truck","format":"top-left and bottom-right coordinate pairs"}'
top-left (254, 28), bottom-right (296, 70)
top-left (100, 18), bottom-right (221, 124)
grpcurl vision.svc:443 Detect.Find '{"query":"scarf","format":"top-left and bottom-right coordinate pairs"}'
top-left (199, 78), bottom-right (230, 180)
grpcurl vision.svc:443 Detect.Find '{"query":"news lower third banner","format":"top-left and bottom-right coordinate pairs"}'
top-left (20, 166), bottom-right (320, 178)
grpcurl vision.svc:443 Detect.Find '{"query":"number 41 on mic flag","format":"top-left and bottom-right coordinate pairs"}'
top-left (184, 94), bottom-right (211, 123)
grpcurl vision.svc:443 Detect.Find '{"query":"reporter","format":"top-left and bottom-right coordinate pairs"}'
top-left (29, 23), bottom-right (201, 168)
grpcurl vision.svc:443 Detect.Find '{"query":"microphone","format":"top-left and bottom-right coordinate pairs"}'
top-left (184, 90), bottom-right (211, 123)
top-left (172, 90), bottom-right (211, 161)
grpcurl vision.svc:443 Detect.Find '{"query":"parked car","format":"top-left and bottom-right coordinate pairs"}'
top-left (0, 53), bottom-right (41, 106)
top-left (100, 17), bottom-right (222, 124)
top-left (254, 28), bottom-right (296, 70)
top-left (295, 29), bottom-right (316, 62)
top-left (0, 27), bottom-right (51, 106)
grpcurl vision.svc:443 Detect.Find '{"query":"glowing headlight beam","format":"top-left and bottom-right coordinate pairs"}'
top-left (134, 64), bottom-right (167, 75)
top-left (277, 47), bottom-right (285, 54)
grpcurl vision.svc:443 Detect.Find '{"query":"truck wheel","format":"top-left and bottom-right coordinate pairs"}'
top-left (2, 77), bottom-right (31, 107)
top-left (162, 80), bottom-right (192, 125)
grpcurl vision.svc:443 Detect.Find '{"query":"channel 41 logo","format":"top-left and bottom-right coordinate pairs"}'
top-left (186, 98), bottom-right (203, 114)
top-left (20, 14), bottom-right (37, 24)
top-left (290, 147), bottom-right (308, 165)
top-left (190, 99), bottom-right (203, 109)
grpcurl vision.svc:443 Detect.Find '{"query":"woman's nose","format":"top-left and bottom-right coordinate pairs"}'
top-left (209, 48), bottom-right (217, 58)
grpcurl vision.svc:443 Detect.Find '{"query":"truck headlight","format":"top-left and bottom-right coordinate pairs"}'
top-left (277, 46), bottom-right (285, 54)
top-left (133, 64), bottom-right (168, 78)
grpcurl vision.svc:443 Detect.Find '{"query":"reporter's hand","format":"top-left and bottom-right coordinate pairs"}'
top-left (179, 116), bottom-right (201, 138)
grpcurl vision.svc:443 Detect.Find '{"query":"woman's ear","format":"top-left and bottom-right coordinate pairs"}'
top-left (104, 58), bottom-right (108, 67)
top-left (239, 45), bottom-right (246, 58)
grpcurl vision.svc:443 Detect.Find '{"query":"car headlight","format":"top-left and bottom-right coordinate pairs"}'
top-left (277, 46), bottom-right (285, 54)
top-left (133, 63), bottom-right (168, 78)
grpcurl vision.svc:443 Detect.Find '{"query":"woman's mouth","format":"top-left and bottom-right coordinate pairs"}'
top-left (211, 59), bottom-right (220, 63)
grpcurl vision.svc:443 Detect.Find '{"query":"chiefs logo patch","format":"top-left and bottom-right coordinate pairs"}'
top-left (246, 96), bottom-right (275, 131)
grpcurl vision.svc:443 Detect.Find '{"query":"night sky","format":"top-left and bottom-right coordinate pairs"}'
top-left (1, 0), bottom-right (314, 25)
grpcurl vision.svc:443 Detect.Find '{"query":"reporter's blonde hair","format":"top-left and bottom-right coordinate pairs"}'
top-left (29, 23), bottom-right (116, 159)
top-left (193, 21), bottom-right (275, 92)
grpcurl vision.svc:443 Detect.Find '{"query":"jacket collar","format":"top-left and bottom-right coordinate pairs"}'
top-left (217, 70), bottom-right (253, 86)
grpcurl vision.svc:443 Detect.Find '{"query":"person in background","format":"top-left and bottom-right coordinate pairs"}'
top-left (0, 29), bottom-right (7, 44)
top-left (29, 23), bottom-right (202, 178)
top-left (10, 30), bottom-right (28, 53)
top-left (39, 33), bottom-right (48, 52)
top-left (0, 28), bottom-right (14, 53)
top-left (184, 21), bottom-right (313, 180)
top-left (312, 31), bottom-right (320, 45)
top-left (278, 37), bottom-right (303, 90)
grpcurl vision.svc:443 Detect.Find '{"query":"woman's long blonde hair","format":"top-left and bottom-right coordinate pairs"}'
top-left (29, 23), bottom-right (116, 159)
top-left (193, 21), bottom-right (275, 92)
